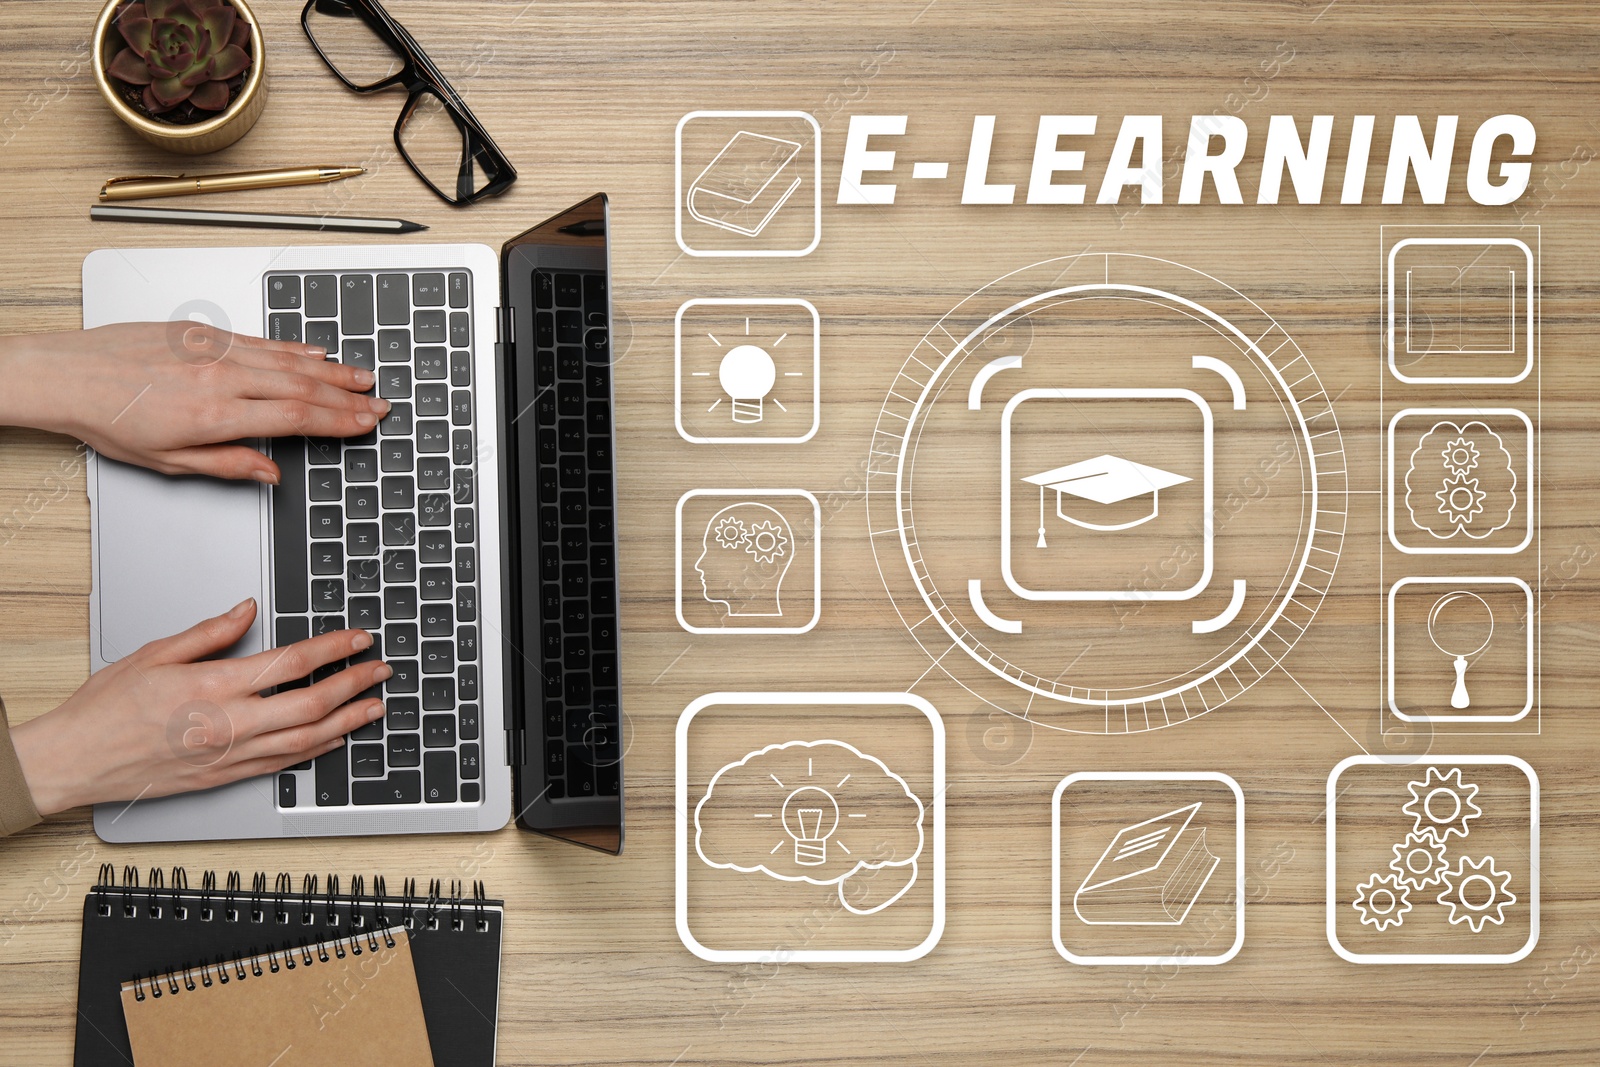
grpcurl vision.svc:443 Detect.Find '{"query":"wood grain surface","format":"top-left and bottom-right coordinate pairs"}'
top-left (2, 1), bottom-right (1598, 1064)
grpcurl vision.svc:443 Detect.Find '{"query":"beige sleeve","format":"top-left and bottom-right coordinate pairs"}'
top-left (0, 695), bottom-right (43, 835)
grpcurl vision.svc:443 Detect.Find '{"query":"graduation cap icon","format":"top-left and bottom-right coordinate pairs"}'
top-left (1023, 454), bottom-right (1191, 545)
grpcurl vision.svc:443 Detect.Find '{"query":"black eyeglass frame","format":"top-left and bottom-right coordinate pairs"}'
top-left (300, 0), bottom-right (517, 205)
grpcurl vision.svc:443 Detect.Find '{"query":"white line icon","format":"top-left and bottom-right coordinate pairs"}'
top-left (1387, 409), bottom-right (1532, 555)
top-left (1427, 591), bottom-right (1494, 708)
top-left (675, 111), bottom-right (821, 257)
top-left (1387, 577), bottom-right (1533, 723)
top-left (675, 299), bottom-right (820, 444)
top-left (687, 131), bottom-right (803, 237)
top-left (1072, 802), bottom-right (1220, 925)
top-left (1387, 237), bottom-right (1534, 384)
top-left (675, 490), bottom-right (820, 634)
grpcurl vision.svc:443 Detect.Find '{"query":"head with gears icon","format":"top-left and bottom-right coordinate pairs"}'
top-left (695, 502), bottom-right (796, 617)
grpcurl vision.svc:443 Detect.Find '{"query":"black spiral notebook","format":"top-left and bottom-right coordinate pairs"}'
top-left (74, 865), bottom-right (503, 1067)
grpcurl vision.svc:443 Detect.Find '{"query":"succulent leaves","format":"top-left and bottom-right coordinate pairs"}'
top-left (107, 0), bottom-right (252, 115)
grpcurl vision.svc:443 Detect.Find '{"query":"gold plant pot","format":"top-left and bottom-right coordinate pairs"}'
top-left (92, 0), bottom-right (268, 156)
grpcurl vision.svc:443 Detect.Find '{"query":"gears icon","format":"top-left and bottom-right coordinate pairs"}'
top-left (744, 520), bottom-right (790, 564)
top-left (1435, 472), bottom-right (1486, 527)
top-left (1352, 873), bottom-right (1412, 931)
top-left (1436, 855), bottom-right (1516, 933)
top-left (1388, 831), bottom-right (1450, 891)
top-left (713, 516), bottom-right (749, 550)
top-left (1440, 436), bottom-right (1480, 478)
top-left (1402, 766), bottom-right (1482, 843)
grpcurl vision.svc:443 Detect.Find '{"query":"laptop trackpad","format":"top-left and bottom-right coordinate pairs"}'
top-left (95, 457), bottom-right (266, 666)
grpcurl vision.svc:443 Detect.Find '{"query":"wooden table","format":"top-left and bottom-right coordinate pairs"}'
top-left (3, 1), bottom-right (1598, 1063)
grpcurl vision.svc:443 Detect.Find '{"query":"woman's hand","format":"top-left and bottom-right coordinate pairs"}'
top-left (9, 599), bottom-right (389, 814)
top-left (0, 322), bottom-right (388, 482)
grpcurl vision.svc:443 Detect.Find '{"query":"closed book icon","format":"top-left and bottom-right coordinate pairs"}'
top-left (687, 131), bottom-right (804, 237)
top-left (1073, 802), bottom-right (1220, 925)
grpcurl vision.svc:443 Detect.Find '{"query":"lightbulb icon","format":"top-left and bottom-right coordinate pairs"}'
top-left (781, 785), bottom-right (840, 866)
top-left (719, 343), bottom-right (776, 423)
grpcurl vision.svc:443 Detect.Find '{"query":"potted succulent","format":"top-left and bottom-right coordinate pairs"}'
top-left (92, 0), bottom-right (267, 155)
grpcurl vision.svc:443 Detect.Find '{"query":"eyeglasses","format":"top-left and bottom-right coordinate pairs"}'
top-left (301, 0), bottom-right (516, 205)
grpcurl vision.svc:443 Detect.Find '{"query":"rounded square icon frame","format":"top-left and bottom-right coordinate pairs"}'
top-left (674, 298), bottom-right (821, 444)
top-left (675, 110), bottom-right (822, 258)
top-left (1386, 407), bottom-right (1534, 556)
top-left (1387, 576), bottom-right (1533, 723)
top-left (1325, 754), bottom-right (1539, 965)
top-left (674, 691), bottom-right (946, 963)
top-left (1387, 237), bottom-right (1535, 385)
top-left (1001, 388), bottom-right (1214, 602)
top-left (1051, 771), bottom-right (1246, 967)
top-left (675, 488), bottom-right (822, 634)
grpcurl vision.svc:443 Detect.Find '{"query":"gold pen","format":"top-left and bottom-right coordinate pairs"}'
top-left (99, 166), bottom-right (364, 201)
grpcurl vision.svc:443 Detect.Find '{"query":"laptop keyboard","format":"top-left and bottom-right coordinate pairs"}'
top-left (527, 268), bottom-right (621, 799)
top-left (263, 270), bottom-right (482, 809)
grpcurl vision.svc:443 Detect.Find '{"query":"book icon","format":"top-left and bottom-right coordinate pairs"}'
top-left (686, 131), bottom-right (805, 238)
top-left (1073, 802), bottom-right (1221, 925)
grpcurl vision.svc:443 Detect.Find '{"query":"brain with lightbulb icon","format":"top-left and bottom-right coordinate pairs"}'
top-left (695, 740), bottom-right (925, 899)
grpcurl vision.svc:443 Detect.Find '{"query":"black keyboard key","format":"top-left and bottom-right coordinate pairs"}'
top-left (557, 420), bottom-right (583, 453)
top-left (347, 523), bottom-right (381, 557)
top-left (418, 494), bottom-right (451, 527)
top-left (535, 311), bottom-right (554, 349)
top-left (310, 542), bottom-right (343, 576)
top-left (344, 337), bottom-right (376, 372)
top-left (586, 401), bottom-right (611, 436)
top-left (448, 271), bottom-right (469, 308)
top-left (455, 546), bottom-right (476, 583)
top-left (460, 742), bottom-right (480, 779)
top-left (584, 328), bottom-right (610, 368)
top-left (314, 613), bottom-right (347, 637)
top-left (413, 273), bottom-right (446, 307)
top-left (381, 475), bottom-right (415, 511)
top-left (309, 505), bottom-right (342, 539)
top-left (459, 705), bottom-right (480, 742)
top-left (380, 438), bottom-right (414, 473)
top-left (459, 664), bottom-right (479, 701)
top-left (593, 651), bottom-right (617, 687)
top-left (350, 712), bottom-right (382, 740)
top-left (418, 457), bottom-right (450, 489)
top-left (383, 548), bottom-right (417, 584)
top-left (377, 273), bottom-right (410, 326)
top-left (346, 484), bottom-right (379, 519)
top-left (275, 615), bottom-right (310, 649)
top-left (450, 349), bottom-right (471, 386)
top-left (354, 770), bottom-right (420, 805)
top-left (417, 421), bottom-right (450, 454)
top-left (349, 596), bottom-right (382, 630)
top-left (561, 564), bottom-right (588, 598)
top-left (422, 677), bottom-right (455, 709)
top-left (557, 383), bottom-right (583, 417)
top-left (385, 622), bottom-right (418, 658)
top-left (564, 673), bottom-right (591, 706)
top-left (387, 659), bottom-right (420, 693)
top-left (556, 309), bottom-right (582, 344)
top-left (340, 274), bottom-right (375, 336)
top-left (380, 401), bottom-right (413, 437)
top-left (453, 467), bottom-right (474, 505)
top-left (449, 312), bottom-right (470, 347)
top-left (304, 274), bottom-right (338, 317)
top-left (268, 312), bottom-right (302, 343)
top-left (568, 757), bottom-right (595, 798)
top-left (309, 466), bottom-right (341, 501)
top-left (555, 273), bottom-right (581, 306)
top-left (278, 772), bottom-right (297, 807)
top-left (311, 579), bottom-right (344, 613)
top-left (457, 626), bottom-right (477, 663)
top-left (421, 639), bottom-right (454, 675)
top-left (559, 455), bottom-right (585, 490)
top-left (419, 567), bottom-right (452, 601)
top-left (379, 364), bottom-right (412, 399)
top-left (416, 383), bottom-right (449, 417)
top-left (583, 272), bottom-right (606, 309)
top-left (387, 697), bottom-right (419, 731)
top-left (419, 529), bottom-right (452, 564)
top-left (423, 714), bottom-right (456, 747)
top-left (557, 347), bottom-right (583, 382)
top-left (534, 270), bottom-right (554, 309)
top-left (537, 427), bottom-right (558, 466)
top-left (377, 328), bottom-right (410, 363)
top-left (350, 743), bottom-right (385, 777)
top-left (270, 441), bottom-right (309, 613)
top-left (387, 733), bottom-right (420, 768)
top-left (451, 389), bottom-right (472, 425)
top-left (414, 309), bottom-right (446, 342)
top-left (314, 744), bottom-right (348, 806)
top-left (415, 346), bottom-right (447, 379)
top-left (420, 602), bottom-right (453, 637)
top-left (384, 585), bottom-right (417, 619)
top-left (452, 429), bottom-right (473, 465)
top-left (349, 559), bottom-right (382, 596)
top-left (541, 624), bottom-right (562, 662)
top-left (383, 512), bottom-right (416, 546)
top-left (306, 319), bottom-right (338, 354)
top-left (454, 507), bottom-right (475, 544)
top-left (424, 750), bottom-right (457, 803)
top-left (344, 448), bottom-right (378, 483)
top-left (545, 739), bottom-right (564, 777)
top-left (457, 585), bottom-right (477, 622)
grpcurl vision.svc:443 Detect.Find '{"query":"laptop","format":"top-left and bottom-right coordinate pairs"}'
top-left (84, 195), bottom-right (624, 853)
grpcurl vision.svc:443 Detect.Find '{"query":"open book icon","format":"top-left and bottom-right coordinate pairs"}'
top-left (1073, 802), bottom-right (1221, 925)
top-left (687, 131), bottom-right (804, 237)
